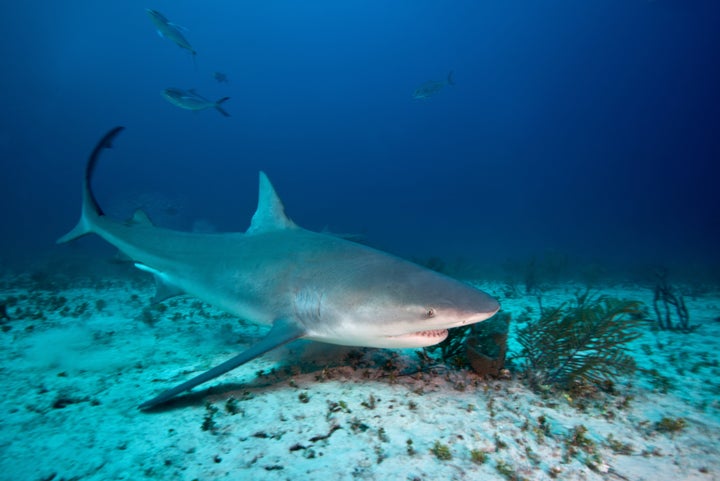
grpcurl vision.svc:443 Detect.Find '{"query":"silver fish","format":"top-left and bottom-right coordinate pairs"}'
top-left (146, 9), bottom-right (196, 57)
top-left (413, 71), bottom-right (455, 100)
top-left (162, 88), bottom-right (230, 117)
top-left (213, 71), bottom-right (229, 83)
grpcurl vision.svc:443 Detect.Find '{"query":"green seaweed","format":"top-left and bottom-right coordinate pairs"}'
top-left (422, 324), bottom-right (473, 367)
top-left (431, 440), bottom-right (452, 460)
top-left (655, 417), bottom-right (686, 434)
top-left (518, 291), bottom-right (643, 389)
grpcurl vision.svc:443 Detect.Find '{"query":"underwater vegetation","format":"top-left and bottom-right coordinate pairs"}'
top-left (424, 311), bottom-right (511, 378)
top-left (652, 269), bottom-right (698, 333)
top-left (517, 291), bottom-right (643, 389)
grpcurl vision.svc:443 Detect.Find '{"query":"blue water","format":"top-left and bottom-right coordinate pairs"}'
top-left (1, 0), bottom-right (718, 279)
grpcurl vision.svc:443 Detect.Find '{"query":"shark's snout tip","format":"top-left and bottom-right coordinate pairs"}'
top-left (483, 296), bottom-right (501, 318)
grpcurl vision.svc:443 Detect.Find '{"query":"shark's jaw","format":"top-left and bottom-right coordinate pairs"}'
top-left (384, 328), bottom-right (449, 348)
top-left (307, 329), bottom-right (449, 349)
top-left (377, 307), bottom-right (501, 348)
top-left (311, 311), bottom-right (499, 350)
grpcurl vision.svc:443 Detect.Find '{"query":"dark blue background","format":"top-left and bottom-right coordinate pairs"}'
top-left (1, 1), bottom-right (718, 278)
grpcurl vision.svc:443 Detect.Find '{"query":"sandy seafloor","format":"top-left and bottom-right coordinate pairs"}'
top-left (1, 270), bottom-right (719, 481)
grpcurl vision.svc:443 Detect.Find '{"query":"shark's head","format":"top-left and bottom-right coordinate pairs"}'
top-left (310, 254), bottom-right (500, 349)
top-left (369, 266), bottom-right (500, 348)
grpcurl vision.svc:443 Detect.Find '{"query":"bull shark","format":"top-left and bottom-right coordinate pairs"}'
top-left (58, 127), bottom-right (500, 410)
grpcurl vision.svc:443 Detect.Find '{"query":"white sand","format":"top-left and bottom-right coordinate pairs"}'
top-left (1, 278), bottom-right (718, 480)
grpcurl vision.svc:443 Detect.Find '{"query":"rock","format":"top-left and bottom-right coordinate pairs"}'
top-left (465, 313), bottom-right (509, 377)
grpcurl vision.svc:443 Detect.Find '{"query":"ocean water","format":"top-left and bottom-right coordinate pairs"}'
top-left (1, 2), bottom-right (720, 480)
top-left (1, 0), bottom-right (718, 279)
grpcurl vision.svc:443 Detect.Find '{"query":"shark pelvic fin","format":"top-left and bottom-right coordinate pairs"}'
top-left (247, 172), bottom-right (297, 234)
top-left (132, 263), bottom-right (184, 303)
top-left (151, 278), bottom-right (185, 304)
top-left (139, 318), bottom-right (306, 410)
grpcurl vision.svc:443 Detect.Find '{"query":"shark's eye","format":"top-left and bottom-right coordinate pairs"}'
top-left (426, 308), bottom-right (436, 318)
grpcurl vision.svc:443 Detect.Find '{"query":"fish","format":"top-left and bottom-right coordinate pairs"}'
top-left (413, 70), bottom-right (455, 100)
top-left (58, 127), bottom-right (500, 409)
top-left (162, 88), bottom-right (231, 117)
top-left (146, 9), bottom-right (197, 57)
top-left (213, 71), bottom-right (229, 83)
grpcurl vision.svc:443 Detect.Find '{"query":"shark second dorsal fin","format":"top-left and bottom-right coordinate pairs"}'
top-left (129, 209), bottom-right (154, 226)
top-left (247, 171), bottom-right (296, 234)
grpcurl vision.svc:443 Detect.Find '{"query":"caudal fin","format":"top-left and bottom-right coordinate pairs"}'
top-left (447, 70), bottom-right (455, 86)
top-left (215, 97), bottom-right (231, 117)
top-left (57, 127), bottom-right (125, 244)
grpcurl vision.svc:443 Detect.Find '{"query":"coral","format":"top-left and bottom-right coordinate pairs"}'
top-left (361, 394), bottom-right (377, 410)
top-left (652, 269), bottom-right (698, 332)
top-left (225, 397), bottom-right (242, 415)
top-left (518, 291), bottom-right (643, 389)
top-left (423, 324), bottom-right (472, 367)
top-left (470, 449), bottom-right (487, 464)
top-left (466, 312), bottom-right (511, 377)
top-left (201, 403), bottom-right (219, 433)
top-left (424, 309), bottom-right (510, 376)
top-left (431, 440), bottom-right (452, 460)
top-left (406, 438), bottom-right (416, 455)
top-left (655, 417), bottom-right (687, 434)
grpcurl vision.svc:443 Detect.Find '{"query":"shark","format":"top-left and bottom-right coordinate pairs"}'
top-left (58, 127), bottom-right (500, 410)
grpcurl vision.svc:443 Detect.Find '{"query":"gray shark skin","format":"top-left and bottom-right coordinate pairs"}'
top-left (59, 127), bottom-right (500, 410)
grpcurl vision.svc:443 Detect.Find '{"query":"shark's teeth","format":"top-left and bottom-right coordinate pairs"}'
top-left (416, 329), bottom-right (448, 338)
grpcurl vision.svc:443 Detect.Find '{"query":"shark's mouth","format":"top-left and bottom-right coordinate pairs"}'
top-left (413, 328), bottom-right (448, 339)
top-left (382, 328), bottom-right (449, 348)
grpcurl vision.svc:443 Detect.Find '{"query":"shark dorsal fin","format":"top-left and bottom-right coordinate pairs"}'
top-left (247, 171), bottom-right (296, 234)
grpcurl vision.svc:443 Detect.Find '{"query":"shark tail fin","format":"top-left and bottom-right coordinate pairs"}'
top-left (57, 126), bottom-right (125, 244)
top-left (447, 70), bottom-right (455, 86)
top-left (215, 97), bottom-right (231, 117)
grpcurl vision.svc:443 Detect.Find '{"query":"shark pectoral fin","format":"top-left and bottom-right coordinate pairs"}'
top-left (139, 318), bottom-right (306, 410)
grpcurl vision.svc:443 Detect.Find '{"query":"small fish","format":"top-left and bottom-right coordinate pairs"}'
top-left (146, 9), bottom-right (197, 57)
top-left (413, 71), bottom-right (455, 100)
top-left (162, 88), bottom-right (231, 117)
top-left (213, 71), bottom-right (229, 83)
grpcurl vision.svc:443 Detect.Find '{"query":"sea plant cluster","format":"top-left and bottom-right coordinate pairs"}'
top-left (652, 270), bottom-right (698, 332)
top-left (517, 291), bottom-right (644, 389)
